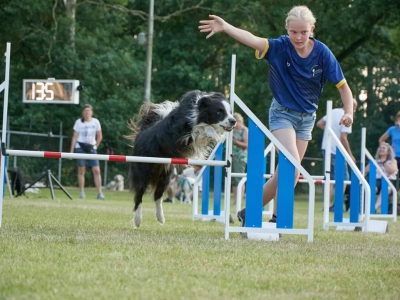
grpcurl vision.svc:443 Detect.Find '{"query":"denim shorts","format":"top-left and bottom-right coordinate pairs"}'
top-left (75, 147), bottom-right (99, 167)
top-left (269, 99), bottom-right (316, 141)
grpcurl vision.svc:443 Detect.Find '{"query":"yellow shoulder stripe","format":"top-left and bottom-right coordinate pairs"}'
top-left (255, 39), bottom-right (269, 60)
top-left (336, 79), bottom-right (347, 89)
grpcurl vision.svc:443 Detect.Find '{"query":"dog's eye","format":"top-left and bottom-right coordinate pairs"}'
top-left (217, 109), bottom-right (223, 115)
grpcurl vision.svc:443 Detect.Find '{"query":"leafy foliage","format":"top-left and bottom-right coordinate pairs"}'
top-left (0, 0), bottom-right (400, 184)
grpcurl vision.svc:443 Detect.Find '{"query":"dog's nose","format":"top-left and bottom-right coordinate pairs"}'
top-left (229, 118), bottom-right (237, 126)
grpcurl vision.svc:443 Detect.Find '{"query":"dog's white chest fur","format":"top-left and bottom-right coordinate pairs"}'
top-left (190, 124), bottom-right (225, 159)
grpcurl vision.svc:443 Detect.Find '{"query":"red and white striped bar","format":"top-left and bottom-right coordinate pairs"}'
top-left (5, 149), bottom-right (228, 167)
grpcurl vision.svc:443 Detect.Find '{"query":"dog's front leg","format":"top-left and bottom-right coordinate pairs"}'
top-left (133, 204), bottom-right (142, 228)
top-left (155, 199), bottom-right (165, 225)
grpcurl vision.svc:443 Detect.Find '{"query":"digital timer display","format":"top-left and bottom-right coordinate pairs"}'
top-left (23, 79), bottom-right (80, 104)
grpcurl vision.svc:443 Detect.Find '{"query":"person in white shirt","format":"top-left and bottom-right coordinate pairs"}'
top-left (181, 165), bottom-right (202, 190)
top-left (317, 100), bottom-right (357, 211)
top-left (70, 104), bottom-right (105, 200)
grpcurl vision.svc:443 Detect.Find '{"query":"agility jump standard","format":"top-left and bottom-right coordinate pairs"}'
top-left (0, 43), bottom-right (11, 228)
top-left (226, 54), bottom-right (316, 242)
top-left (361, 128), bottom-right (397, 222)
top-left (322, 101), bottom-right (371, 231)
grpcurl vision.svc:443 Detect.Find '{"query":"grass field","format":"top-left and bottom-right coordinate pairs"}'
top-left (1, 187), bottom-right (399, 300)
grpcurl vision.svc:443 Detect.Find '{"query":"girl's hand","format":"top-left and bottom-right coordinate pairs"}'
top-left (199, 15), bottom-right (225, 39)
top-left (339, 113), bottom-right (353, 127)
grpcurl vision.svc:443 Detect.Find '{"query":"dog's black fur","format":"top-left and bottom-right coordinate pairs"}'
top-left (128, 90), bottom-right (236, 227)
top-left (8, 168), bottom-right (24, 196)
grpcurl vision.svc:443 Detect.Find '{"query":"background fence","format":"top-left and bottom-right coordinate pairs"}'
top-left (2, 123), bottom-right (132, 188)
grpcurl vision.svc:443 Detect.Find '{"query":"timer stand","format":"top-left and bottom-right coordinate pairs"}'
top-left (16, 169), bottom-right (73, 200)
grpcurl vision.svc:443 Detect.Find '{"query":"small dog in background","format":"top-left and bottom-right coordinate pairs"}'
top-left (165, 174), bottom-right (193, 204)
top-left (105, 174), bottom-right (125, 191)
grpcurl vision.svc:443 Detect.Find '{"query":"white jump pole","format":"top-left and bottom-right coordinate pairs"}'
top-left (360, 127), bottom-right (366, 215)
top-left (0, 43), bottom-right (11, 228)
top-left (223, 54), bottom-right (236, 239)
top-left (5, 149), bottom-right (228, 167)
top-left (322, 101), bottom-right (333, 229)
top-left (323, 101), bottom-right (371, 231)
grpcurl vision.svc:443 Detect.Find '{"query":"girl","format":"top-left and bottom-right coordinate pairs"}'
top-left (199, 6), bottom-right (354, 229)
top-left (70, 104), bottom-right (105, 200)
top-left (365, 143), bottom-right (397, 213)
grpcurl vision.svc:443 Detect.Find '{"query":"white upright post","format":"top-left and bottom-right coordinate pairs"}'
top-left (268, 145), bottom-right (276, 216)
top-left (0, 43), bottom-right (11, 228)
top-left (224, 54), bottom-right (236, 239)
top-left (360, 128), bottom-right (366, 217)
top-left (323, 101), bottom-right (333, 229)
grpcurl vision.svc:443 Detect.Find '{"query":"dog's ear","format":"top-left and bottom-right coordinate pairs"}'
top-left (211, 92), bottom-right (226, 101)
top-left (197, 96), bottom-right (212, 111)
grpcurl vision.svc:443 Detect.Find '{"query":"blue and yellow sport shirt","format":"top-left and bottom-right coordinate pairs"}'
top-left (256, 35), bottom-right (346, 114)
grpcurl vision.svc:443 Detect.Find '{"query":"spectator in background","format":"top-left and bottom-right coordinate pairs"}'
top-left (164, 165), bottom-right (202, 203)
top-left (364, 143), bottom-right (397, 213)
top-left (231, 113), bottom-right (248, 206)
top-left (379, 111), bottom-right (400, 174)
top-left (70, 104), bottom-right (105, 200)
top-left (316, 100), bottom-right (357, 212)
top-left (181, 165), bottom-right (202, 190)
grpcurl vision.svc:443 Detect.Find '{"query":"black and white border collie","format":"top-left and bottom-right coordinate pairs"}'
top-left (127, 90), bottom-right (236, 228)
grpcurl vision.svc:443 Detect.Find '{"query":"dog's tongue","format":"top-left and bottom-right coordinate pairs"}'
top-left (224, 126), bottom-right (234, 131)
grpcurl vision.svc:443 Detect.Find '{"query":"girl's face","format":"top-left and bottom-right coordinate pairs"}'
top-left (235, 120), bottom-right (243, 130)
top-left (286, 20), bottom-right (314, 50)
top-left (379, 145), bottom-right (389, 156)
top-left (82, 107), bottom-right (93, 119)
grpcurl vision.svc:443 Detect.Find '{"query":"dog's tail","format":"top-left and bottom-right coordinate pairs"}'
top-left (125, 100), bottom-right (179, 142)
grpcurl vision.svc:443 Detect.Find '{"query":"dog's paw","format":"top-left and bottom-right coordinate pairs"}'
top-left (155, 199), bottom-right (165, 225)
top-left (133, 204), bottom-right (142, 228)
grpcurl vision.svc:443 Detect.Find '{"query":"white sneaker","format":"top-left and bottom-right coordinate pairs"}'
top-left (79, 192), bottom-right (85, 199)
top-left (97, 193), bottom-right (106, 200)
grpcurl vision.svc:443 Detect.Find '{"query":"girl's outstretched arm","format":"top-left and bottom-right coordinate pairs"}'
top-left (338, 83), bottom-right (354, 127)
top-left (199, 15), bottom-right (266, 53)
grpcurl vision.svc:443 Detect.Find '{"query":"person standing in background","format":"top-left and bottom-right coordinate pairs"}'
top-left (316, 100), bottom-right (357, 211)
top-left (379, 111), bottom-right (400, 175)
top-left (70, 104), bottom-right (105, 200)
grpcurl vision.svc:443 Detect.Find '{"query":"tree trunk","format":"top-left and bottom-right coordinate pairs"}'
top-left (64, 0), bottom-right (76, 48)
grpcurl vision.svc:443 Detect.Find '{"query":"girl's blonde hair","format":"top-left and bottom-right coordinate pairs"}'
top-left (233, 112), bottom-right (244, 123)
top-left (375, 142), bottom-right (395, 161)
top-left (285, 6), bottom-right (316, 36)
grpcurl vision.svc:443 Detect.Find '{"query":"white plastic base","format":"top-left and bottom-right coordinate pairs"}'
top-left (336, 218), bottom-right (359, 231)
top-left (336, 218), bottom-right (388, 233)
top-left (202, 210), bottom-right (225, 223)
top-left (363, 219), bottom-right (389, 233)
top-left (247, 222), bottom-right (280, 241)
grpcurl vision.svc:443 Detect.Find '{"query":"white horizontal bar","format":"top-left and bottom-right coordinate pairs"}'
top-left (227, 227), bottom-right (311, 234)
top-left (326, 222), bottom-right (365, 227)
top-left (5, 149), bottom-right (228, 167)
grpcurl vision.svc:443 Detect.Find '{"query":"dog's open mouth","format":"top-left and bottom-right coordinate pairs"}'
top-left (221, 125), bottom-right (235, 132)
